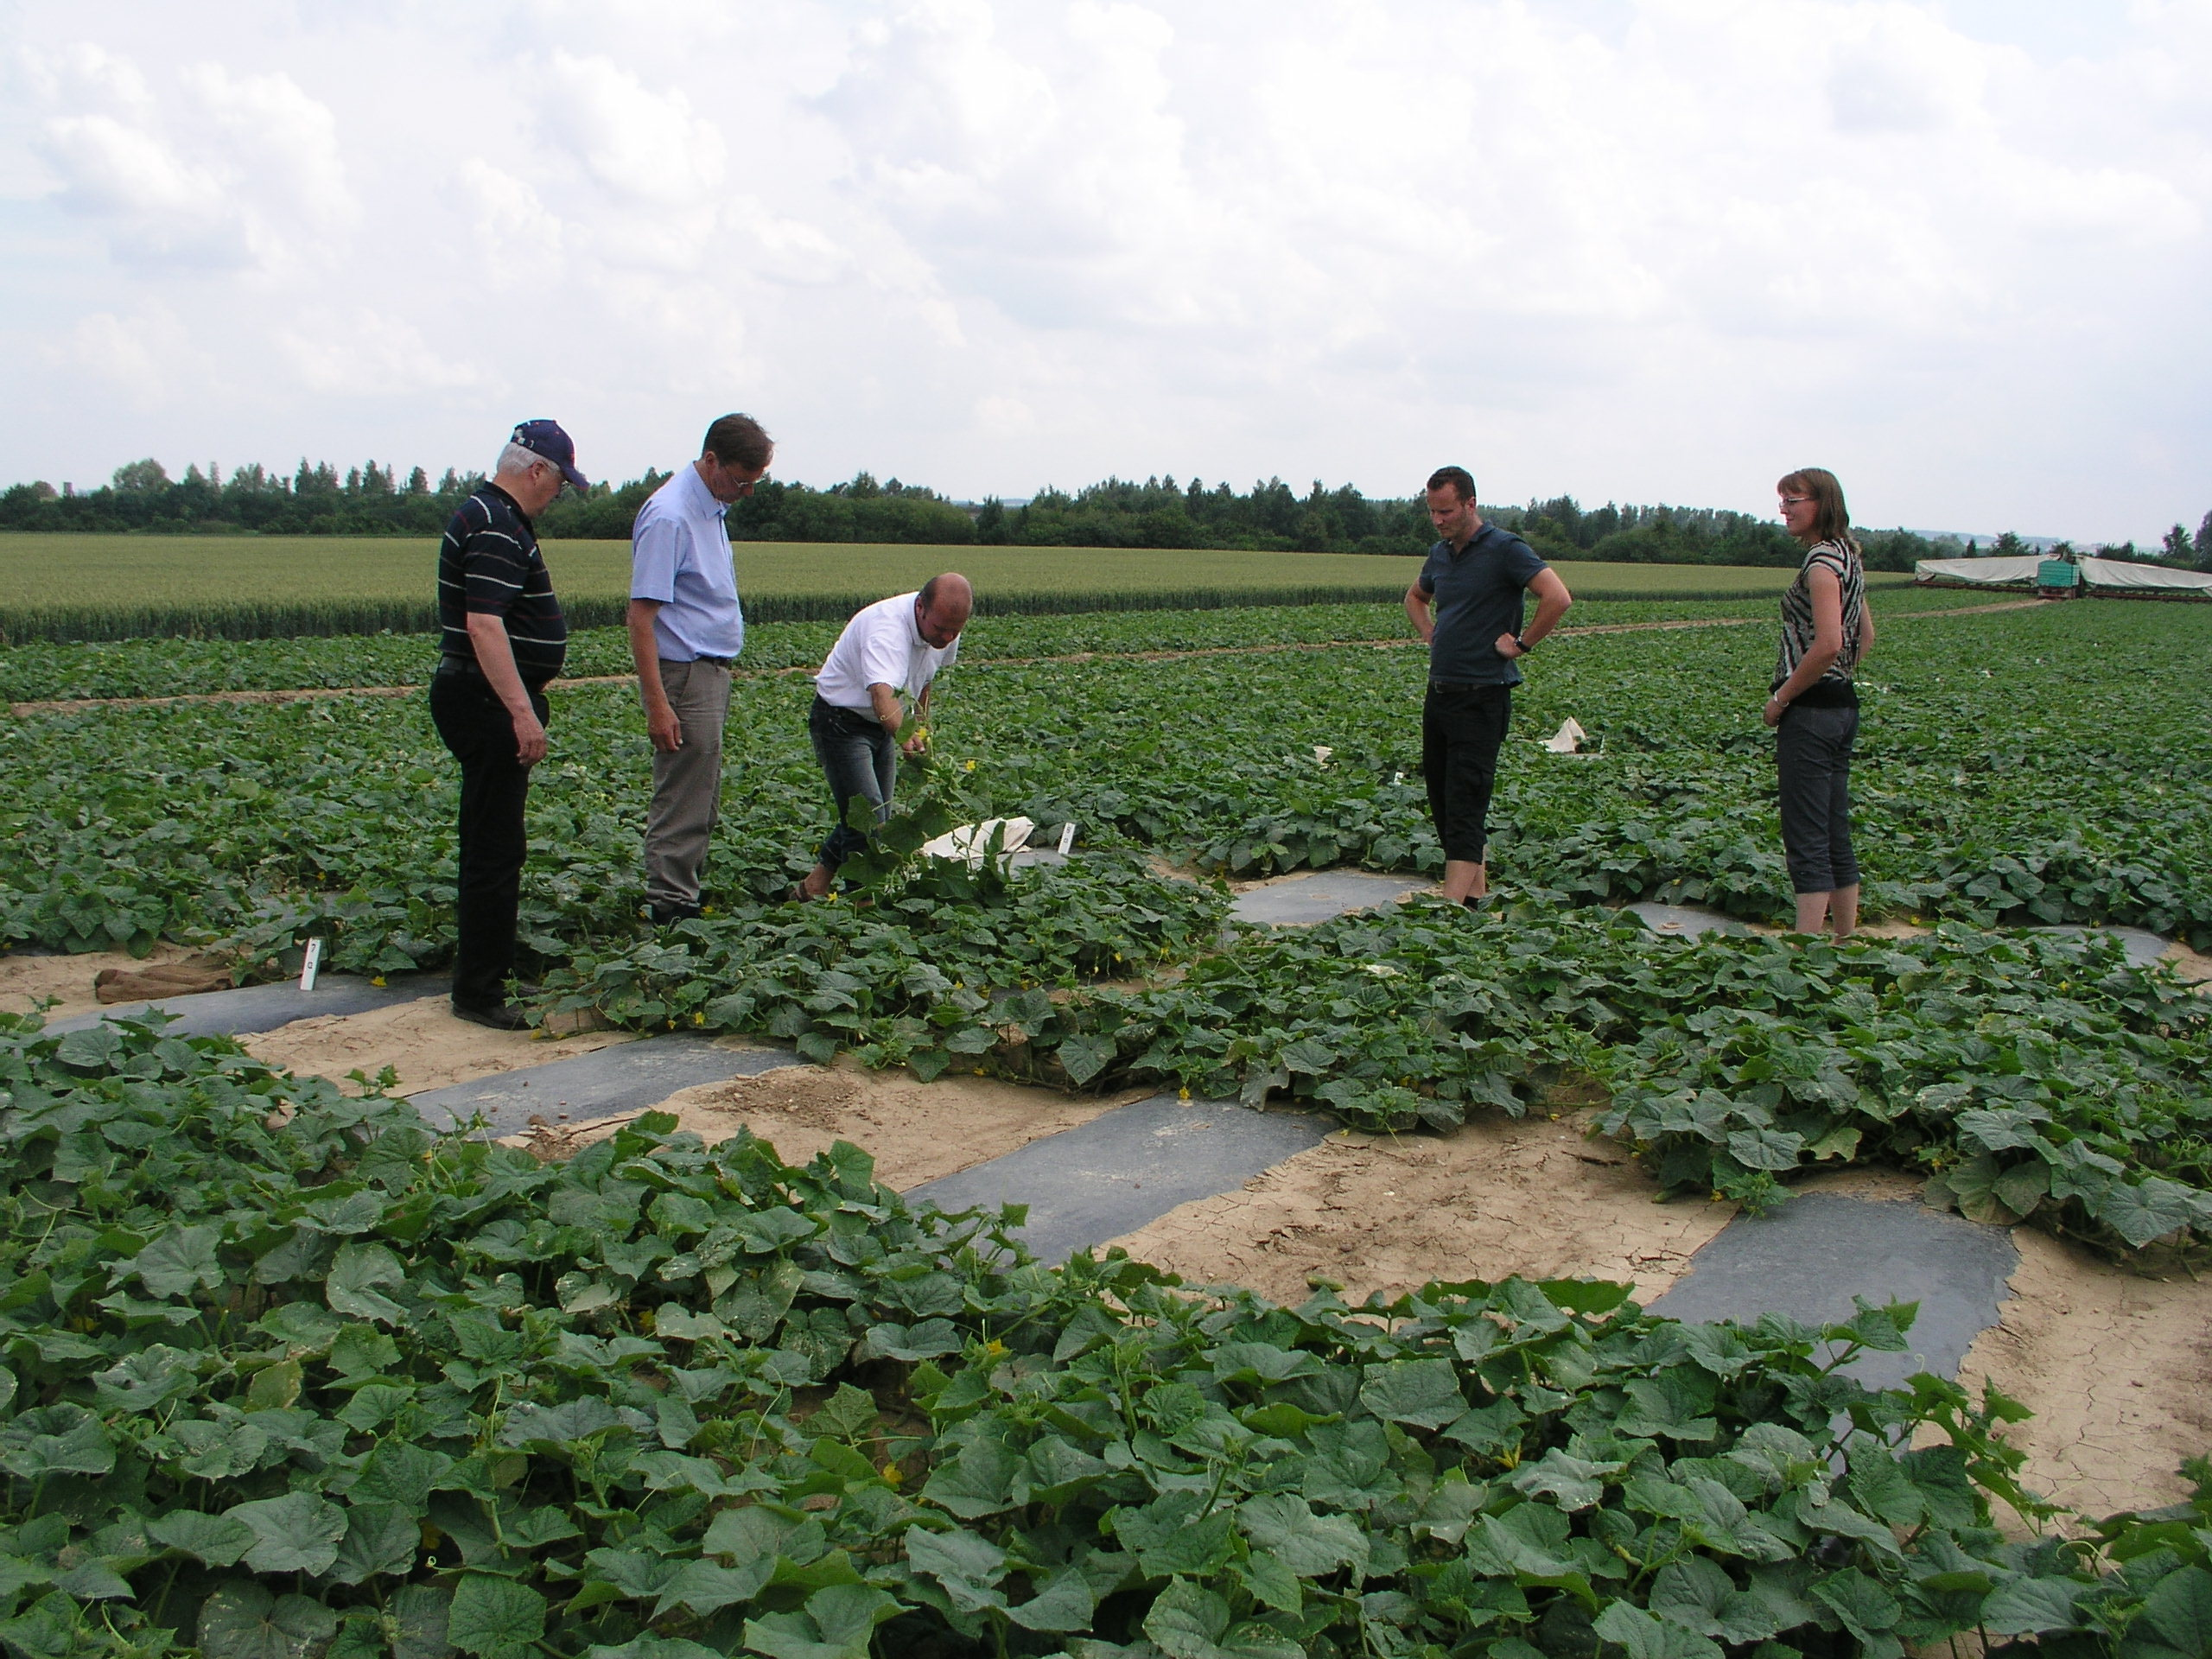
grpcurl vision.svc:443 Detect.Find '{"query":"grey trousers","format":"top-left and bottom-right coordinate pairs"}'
top-left (644, 658), bottom-right (733, 909)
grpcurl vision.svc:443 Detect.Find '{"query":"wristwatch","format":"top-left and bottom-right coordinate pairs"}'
top-left (1513, 634), bottom-right (1533, 653)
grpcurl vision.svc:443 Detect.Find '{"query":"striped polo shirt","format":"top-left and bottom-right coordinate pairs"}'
top-left (437, 483), bottom-right (567, 684)
top-left (1773, 537), bottom-right (1867, 699)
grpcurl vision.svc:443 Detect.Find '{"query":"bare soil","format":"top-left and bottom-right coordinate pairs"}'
top-left (0, 943), bottom-right (200, 1023)
top-left (243, 995), bottom-right (634, 1095)
top-left (1104, 1109), bottom-right (1736, 1305)
top-left (512, 1055), bottom-right (1144, 1190)
top-left (1949, 1230), bottom-right (2212, 1517)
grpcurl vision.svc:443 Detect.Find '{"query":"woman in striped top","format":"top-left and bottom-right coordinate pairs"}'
top-left (1762, 467), bottom-right (1874, 938)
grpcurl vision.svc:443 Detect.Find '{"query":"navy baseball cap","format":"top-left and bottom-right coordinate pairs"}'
top-left (512, 420), bottom-right (588, 491)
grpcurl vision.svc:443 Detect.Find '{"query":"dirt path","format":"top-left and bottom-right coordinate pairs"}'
top-left (7, 597), bottom-right (2043, 716)
top-left (0, 943), bottom-right (203, 1022)
top-left (512, 1057), bottom-right (1145, 1190)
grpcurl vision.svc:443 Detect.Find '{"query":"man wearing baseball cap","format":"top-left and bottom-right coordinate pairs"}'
top-left (429, 420), bottom-right (583, 1029)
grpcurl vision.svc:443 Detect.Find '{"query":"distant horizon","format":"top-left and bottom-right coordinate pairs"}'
top-left (0, 461), bottom-right (2172, 555)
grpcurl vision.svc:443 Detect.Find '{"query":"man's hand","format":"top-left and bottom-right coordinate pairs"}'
top-left (1495, 632), bottom-right (1525, 659)
top-left (512, 706), bottom-right (549, 765)
top-left (646, 702), bottom-right (683, 753)
top-left (1762, 696), bottom-right (1787, 729)
top-left (902, 723), bottom-right (930, 758)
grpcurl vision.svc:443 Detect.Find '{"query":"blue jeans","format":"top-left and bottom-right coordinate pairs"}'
top-left (809, 696), bottom-right (897, 869)
top-left (1776, 701), bottom-right (1859, 895)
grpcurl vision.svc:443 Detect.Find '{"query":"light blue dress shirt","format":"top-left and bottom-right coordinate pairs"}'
top-left (629, 464), bottom-right (745, 661)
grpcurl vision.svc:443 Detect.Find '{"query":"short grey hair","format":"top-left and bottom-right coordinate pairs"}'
top-left (494, 441), bottom-right (554, 480)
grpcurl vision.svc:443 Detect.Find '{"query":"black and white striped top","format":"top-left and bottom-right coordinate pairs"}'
top-left (1773, 537), bottom-right (1866, 695)
top-left (437, 484), bottom-right (567, 684)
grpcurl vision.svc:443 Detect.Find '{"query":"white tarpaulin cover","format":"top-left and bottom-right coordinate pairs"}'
top-left (1916, 555), bottom-right (2212, 594)
top-left (1915, 556), bottom-right (2042, 584)
top-left (2079, 558), bottom-right (2212, 593)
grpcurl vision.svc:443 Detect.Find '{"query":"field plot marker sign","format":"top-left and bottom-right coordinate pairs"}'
top-left (298, 938), bottom-right (323, 993)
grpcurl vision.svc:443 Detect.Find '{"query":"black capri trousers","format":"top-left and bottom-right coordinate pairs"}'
top-left (1775, 701), bottom-right (1860, 895)
top-left (1422, 683), bottom-right (1512, 863)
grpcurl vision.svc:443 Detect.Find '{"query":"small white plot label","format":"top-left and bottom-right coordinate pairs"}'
top-left (299, 938), bottom-right (323, 992)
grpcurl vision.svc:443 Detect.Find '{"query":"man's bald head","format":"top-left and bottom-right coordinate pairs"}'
top-left (916, 573), bottom-right (971, 647)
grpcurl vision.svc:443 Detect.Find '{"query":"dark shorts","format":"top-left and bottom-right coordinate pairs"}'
top-left (1422, 683), bottom-right (1511, 864)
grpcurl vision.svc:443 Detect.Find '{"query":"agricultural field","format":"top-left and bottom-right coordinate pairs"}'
top-left (4, 593), bottom-right (2212, 1657)
top-left (4, 588), bottom-right (1980, 704)
top-left (0, 534), bottom-right (1908, 644)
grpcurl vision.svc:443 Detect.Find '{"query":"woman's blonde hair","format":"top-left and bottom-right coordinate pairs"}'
top-left (1777, 467), bottom-right (1851, 545)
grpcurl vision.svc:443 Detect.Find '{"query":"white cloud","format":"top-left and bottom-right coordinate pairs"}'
top-left (0, 0), bottom-right (2208, 542)
top-left (281, 310), bottom-right (493, 398)
top-left (47, 306), bottom-right (200, 409)
top-left (24, 47), bottom-right (353, 274)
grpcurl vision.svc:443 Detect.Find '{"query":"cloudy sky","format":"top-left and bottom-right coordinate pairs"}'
top-left (1, 0), bottom-right (2204, 542)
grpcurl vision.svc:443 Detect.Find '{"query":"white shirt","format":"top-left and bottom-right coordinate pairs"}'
top-left (814, 592), bottom-right (961, 711)
top-left (628, 465), bottom-right (744, 661)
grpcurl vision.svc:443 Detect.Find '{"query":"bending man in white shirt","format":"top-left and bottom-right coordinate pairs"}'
top-left (796, 574), bottom-right (973, 900)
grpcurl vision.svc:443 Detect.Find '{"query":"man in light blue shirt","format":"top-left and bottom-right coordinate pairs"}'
top-left (627, 412), bottom-right (773, 924)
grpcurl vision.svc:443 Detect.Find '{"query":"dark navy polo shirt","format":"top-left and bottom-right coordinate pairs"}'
top-left (1417, 522), bottom-right (1548, 687)
top-left (437, 483), bottom-right (568, 685)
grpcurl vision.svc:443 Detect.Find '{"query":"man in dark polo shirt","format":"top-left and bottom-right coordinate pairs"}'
top-left (429, 420), bottom-right (582, 1029)
top-left (1403, 465), bottom-right (1573, 907)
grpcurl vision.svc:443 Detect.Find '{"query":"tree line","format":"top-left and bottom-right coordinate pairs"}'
top-left (6, 454), bottom-right (2207, 574)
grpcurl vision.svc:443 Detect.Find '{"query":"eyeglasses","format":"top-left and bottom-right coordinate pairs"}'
top-left (1779, 496), bottom-right (1813, 508)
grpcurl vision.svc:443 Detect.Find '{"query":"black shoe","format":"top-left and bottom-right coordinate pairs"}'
top-left (452, 998), bottom-right (532, 1031)
top-left (508, 980), bottom-right (543, 1000)
top-left (648, 902), bottom-right (703, 926)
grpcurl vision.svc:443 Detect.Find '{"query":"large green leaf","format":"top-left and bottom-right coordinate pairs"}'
top-left (446, 1575), bottom-right (548, 1659)
top-left (149, 1510), bottom-right (257, 1568)
top-left (1236, 1493), bottom-right (1368, 1579)
top-left (128, 1224), bottom-right (226, 1298)
top-left (0, 1406), bottom-right (116, 1479)
top-left (325, 1241), bottom-right (410, 1325)
top-left (226, 1492), bottom-right (347, 1576)
top-left (1357, 1357), bottom-right (1465, 1428)
top-left (741, 1584), bottom-right (899, 1659)
top-left (198, 1584), bottom-right (340, 1659)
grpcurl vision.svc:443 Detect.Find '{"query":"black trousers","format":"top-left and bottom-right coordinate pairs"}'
top-left (429, 668), bottom-right (548, 1007)
top-left (1422, 683), bottom-right (1512, 864)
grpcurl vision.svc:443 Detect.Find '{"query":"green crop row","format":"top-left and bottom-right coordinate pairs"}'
top-left (0, 588), bottom-right (1443, 650)
top-left (2, 587), bottom-right (2003, 704)
top-left (1, 1014), bottom-right (2200, 1659)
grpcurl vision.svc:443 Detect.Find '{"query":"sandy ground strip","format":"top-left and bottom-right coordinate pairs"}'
top-left (1103, 1109), bottom-right (1735, 1307)
top-left (512, 1056), bottom-right (1145, 1190)
top-left (241, 995), bottom-right (636, 1096)
top-left (1951, 1231), bottom-right (2212, 1518)
top-left (0, 943), bottom-right (203, 1023)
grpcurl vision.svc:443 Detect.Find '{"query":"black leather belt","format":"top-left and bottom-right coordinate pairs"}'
top-left (688, 655), bottom-right (736, 670)
top-left (437, 656), bottom-right (549, 692)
